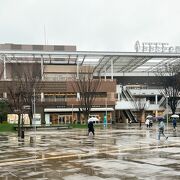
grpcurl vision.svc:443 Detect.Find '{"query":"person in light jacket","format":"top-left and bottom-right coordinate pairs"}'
top-left (158, 119), bottom-right (168, 140)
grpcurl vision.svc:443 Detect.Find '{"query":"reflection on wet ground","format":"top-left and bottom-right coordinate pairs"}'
top-left (0, 124), bottom-right (180, 179)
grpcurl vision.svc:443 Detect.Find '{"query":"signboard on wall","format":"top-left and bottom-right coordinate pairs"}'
top-left (32, 114), bottom-right (41, 125)
top-left (134, 41), bottom-right (180, 53)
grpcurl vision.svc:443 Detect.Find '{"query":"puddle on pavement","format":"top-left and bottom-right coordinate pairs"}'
top-left (0, 128), bottom-right (180, 179)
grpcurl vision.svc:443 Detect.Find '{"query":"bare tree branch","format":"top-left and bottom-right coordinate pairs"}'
top-left (155, 61), bottom-right (180, 114)
top-left (5, 60), bottom-right (42, 136)
top-left (71, 66), bottom-right (102, 122)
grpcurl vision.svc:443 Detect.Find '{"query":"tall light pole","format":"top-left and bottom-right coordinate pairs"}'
top-left (106, 97), bottom-right (107, 127)
top-left (33, 89), bottom-right (36, 116)
top-left (33, 88), bottom-right (36, 138)
top-left (104, 97), bottom-right (108, 127)
top-left (72, 104), bottom-right (74, 123)
top-left (166, 96), bottom-right (169, 129)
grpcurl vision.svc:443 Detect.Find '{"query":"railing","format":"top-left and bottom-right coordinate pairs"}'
top-left (121, 86), bottom-right (138, 109)
top-left (158, 96), bottom-right (166, 106)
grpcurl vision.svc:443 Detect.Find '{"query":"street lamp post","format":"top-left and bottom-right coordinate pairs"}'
top-left (104, 97), bottom-right (108, 127)
top-left (166, 96), bottom-right (169, 129)
top-left (72, 104), bottom-right (74, 123)
top-left (106, 97), bottom-right (107, 127)
top-left (33, 88), bottom-right (36, 135)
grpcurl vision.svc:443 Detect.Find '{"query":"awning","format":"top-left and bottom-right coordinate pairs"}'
top-left (44, 107), bottom-right (114, 113)
top-left (1, 50), bottom-right (180, 76)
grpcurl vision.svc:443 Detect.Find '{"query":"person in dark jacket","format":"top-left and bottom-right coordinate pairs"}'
top-left (172, 118), bottom-right (177, 131)
top-left (88, 121), bottom-right (95, 135)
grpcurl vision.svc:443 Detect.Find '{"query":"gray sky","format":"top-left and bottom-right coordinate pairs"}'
top-left (0, 0), bottom-right (180, 51)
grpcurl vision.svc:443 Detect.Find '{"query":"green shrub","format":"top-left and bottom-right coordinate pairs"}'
top-left (2, 121), bottom-right (8, 124)
top-left (0, 123), bottom-right (15, 132)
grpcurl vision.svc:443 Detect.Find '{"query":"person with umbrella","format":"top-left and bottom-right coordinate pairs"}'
top-left (88, 117), bottom-right (95, 136)
top-left (171, 114), bottom-right (179, 131)
top-left (158, 117), bottom-right (168, 140)
top-left (146, 115), bottom-right (153, 128)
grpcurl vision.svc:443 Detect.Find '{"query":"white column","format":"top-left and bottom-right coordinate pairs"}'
top-left (155, 94), bottom-right (158, 104)
top-left (41, 55), bottom-right (44, 80)
top-left (111, 59), bottom-right (113, 80)
top-left (3, 92), bottom-right (7, 98)
top-left (3, 56), bottom-right (6, 80)
top-left (155, 94), bottom-right (158, 116)
top-left (117, 85), bottom-right (120, 101)
top-left (41, 92), bottom-right (44, 102)
top-left (104, 66), bottom-right (106, 81)
top-left (76, 62), bottom-right (79, 79)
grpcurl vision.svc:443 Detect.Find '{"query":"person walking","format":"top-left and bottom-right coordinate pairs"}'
top-left (158, 119), bottom-right (168, 140)
top-left (172, 118), bottom-right (177, 131)
top-left (88, 121), bottom-right (95, 136)
top-left (145, 119), bottom-right (150, 128)
top-left (149, 119), bottom-right (153, 128)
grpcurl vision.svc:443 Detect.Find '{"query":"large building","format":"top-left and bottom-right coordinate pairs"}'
top-left (0, 44), bottom-right (116, 124)
top-left (0, 43), bottom-right (179, 124)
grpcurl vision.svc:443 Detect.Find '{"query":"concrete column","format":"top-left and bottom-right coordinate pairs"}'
top-left (155, 94), bottom-right (158, 104)
top-left (41, 92), bottom-right (44, 102)
top-left (76, 62), bottom-right (79, 79)
top-left (155, 94), bottom-right (158, 117)
top-left (41, 55), bottom-right (44, 80)
top-left (117, 85), bottom-right (121, 101)
top-left (3, 92), bottom-right (7, 98)
top-left (111, 59), bottom-right (113, 80)
top-left (3, 56), bottom-right (6, 80)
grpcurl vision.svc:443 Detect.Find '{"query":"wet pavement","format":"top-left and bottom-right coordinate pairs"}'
top-left (0, 123), bottom-right (180, 180)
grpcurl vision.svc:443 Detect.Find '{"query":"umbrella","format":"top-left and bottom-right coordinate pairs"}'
top-left (155, 116), bottom-right (165, 121)
top-left (146, 115), bottom-right (153, 119)
top-left (171, 114), bottom-right (179, 118)
top-left (88, 117), bottom-right (99, 123)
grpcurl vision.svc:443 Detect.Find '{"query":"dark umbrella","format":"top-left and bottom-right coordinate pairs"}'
top-left (155, 116), bottom-right (165, 121)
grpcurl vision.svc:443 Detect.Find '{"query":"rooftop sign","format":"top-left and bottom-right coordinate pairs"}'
top-left (134, 41), bottom-right (180, 53)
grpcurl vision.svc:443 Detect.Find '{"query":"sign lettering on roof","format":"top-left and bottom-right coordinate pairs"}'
top-left (135, 41), bottom-right (180, 53)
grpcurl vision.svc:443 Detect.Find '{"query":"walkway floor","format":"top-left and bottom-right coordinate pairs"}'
top-left (0, 123), bottom-right (180, 180)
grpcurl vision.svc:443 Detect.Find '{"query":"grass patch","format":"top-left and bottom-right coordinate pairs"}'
top-left (0, 123), bottom-right (15, 132)
top-left (69, 124), bottom-right (87, 128)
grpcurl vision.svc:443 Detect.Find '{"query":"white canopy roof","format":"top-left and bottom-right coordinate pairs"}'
top-left (1, 50), bottom-right (180, 76)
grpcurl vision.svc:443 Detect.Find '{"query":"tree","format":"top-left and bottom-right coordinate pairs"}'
top-left (5, 61), bottom-right (42, 137)
top-left (0, 99), bottom-right (9, 123)
top-left (7, 81), bottom-right (25, 136)
top-left (0, 58), bottom-right (4, 80)
top-left (156, 62), bottom-right (180, 114)
top-left (135, 97), bottom-right (148, 128)
top-left (72, 66), bottom-right (102, 122)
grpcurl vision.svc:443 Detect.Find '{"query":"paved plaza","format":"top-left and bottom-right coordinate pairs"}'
top-left (0, 123), bottom-right (180, 180)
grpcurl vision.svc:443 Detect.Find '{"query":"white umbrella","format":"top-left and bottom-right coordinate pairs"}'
top-left (171, 114), bottom-right (179, 118)
top-left (88, 117), bottom-right (99, 123)
top-left (146, 115), bottom-right (153, 119)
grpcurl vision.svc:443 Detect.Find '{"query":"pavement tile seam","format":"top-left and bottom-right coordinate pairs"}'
top-left (0, 142), bottom-right (179, 168)
top-left (0, 126), bottom-right (180, 179)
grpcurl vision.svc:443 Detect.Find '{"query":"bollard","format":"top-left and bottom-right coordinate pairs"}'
top-left (21, 130), bottom-right (25, 139)
top-left (30, 136), bottom-right (34, 143)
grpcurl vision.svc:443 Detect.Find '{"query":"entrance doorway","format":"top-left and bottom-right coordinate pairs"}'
top-left (58, 115), bottom-right (73, 124)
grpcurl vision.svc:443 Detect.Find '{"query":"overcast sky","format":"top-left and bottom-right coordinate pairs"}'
top-left (0, 0), bottom-right (180, 51)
